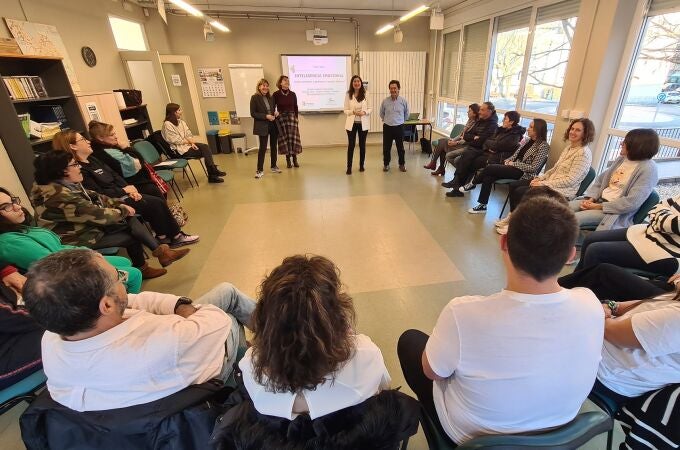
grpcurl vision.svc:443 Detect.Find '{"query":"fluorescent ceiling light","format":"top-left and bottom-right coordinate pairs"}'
top-left (210, 20), bottom-right (230, 32)
top-left (169, 0), bottom-right (203, 17)
top-left (400, 5), bottom-right (429, 22)
top-left (376, 23), bottom-right (395, 35)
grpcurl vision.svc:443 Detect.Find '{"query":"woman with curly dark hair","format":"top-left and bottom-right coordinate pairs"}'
top-left (239, 254), bottom-right (391, 419)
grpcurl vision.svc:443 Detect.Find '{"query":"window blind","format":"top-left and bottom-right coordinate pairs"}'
top-left (497, 8), bottom-right (532, 33)
top-left (649, 0), bottom-right (680, 16)
top-left (440, 30), bottom-right (460, 98)
top-left (537, 0), bottom-right (581, 24)
top-left (459, 19), bottom-right (490, 101)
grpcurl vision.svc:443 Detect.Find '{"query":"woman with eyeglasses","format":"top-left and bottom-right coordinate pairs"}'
top-left (53, 130), bottom-right (199, 249)
top-left (29, 150), bottom-right (190, 280)
top-left (88, 120), bottom-right (166, 199)
top-left (0, 187), bottom-right (142, 292)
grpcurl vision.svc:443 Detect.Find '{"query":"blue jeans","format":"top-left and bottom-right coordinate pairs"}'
top-left (569, 198), bottom-right (606, 228)
top-left (195, 282), bottom-right (256, 383)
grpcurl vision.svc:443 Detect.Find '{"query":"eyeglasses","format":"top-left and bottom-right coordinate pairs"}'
top-left (0, 196), bottom-right (20, 212)
top-left (74, 136), bottom-right (88, 143)
top-left (116, 269), bottom-right (129, 285)
top-left (67, 162), bottom-right (81, 168)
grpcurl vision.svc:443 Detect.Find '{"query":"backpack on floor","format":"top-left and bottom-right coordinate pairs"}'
top-left (420, 137), bottom-right (432, 154)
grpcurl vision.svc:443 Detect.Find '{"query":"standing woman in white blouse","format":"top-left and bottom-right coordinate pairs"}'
top-left (239, 254), bottom-right (391, 420)
top-left (344, 75), bottom-right (371, 174)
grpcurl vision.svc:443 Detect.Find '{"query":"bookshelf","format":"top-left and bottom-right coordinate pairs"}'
top-left (0, 53), bottom-right (85, 194)
top-left (119, 104), bottom-right (153, 141)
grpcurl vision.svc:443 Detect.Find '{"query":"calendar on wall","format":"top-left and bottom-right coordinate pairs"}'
top-left (198, 67), bottom-right (226, 98)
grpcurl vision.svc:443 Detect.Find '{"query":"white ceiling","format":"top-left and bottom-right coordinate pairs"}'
top-left (155, 0), bottom-right (470, 17)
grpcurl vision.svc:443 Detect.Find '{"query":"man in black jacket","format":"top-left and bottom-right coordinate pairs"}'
top-left (443, 108), bottom-right (525, 197)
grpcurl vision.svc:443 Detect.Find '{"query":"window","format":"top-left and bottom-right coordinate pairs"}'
top-left (601, 0), bottom-right (680, 165)
top-left (109, 16), bottom-right (148, 51)
top-left (489, 9), bottom-right (531, 111)
top-left (459, 20), bottom-right (491, 102)
top-left (521, 0), bottom-right (580, 115)
top-left (440, 31), bottom-right (461, 99)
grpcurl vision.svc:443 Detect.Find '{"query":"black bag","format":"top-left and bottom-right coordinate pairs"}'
top-left (113, 89), bottom-right (142, 107)
top-left (420, 137), bottom-right (432, 154)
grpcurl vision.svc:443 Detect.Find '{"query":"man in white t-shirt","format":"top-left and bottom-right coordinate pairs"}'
top-left (398, 196), bottom-right (604, 446)
top-left (23, 249), bottom-right (256, 412)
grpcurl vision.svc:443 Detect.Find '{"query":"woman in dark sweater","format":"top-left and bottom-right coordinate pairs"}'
top-left (52, 130), bottom-right (199, 248)
top-left (273, 75), bottom-right (302, 168)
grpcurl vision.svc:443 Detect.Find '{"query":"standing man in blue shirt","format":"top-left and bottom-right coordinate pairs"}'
top-left (379, 80), bottom-right (409, 172)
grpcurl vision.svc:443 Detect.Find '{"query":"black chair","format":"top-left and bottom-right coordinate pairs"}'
top-left (147, 130), bottom-right (205, 181)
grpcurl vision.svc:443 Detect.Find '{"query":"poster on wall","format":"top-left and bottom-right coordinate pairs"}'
top-left (198, 67), bottom-right (227, 98)
top-left (218, 111), bottom-right (230, 125)
top-left (207, 111), bottom-right (219, 126)
top-left (5, 19), bottom-right (81, 92)
top-left (229, 111), bottom-right (240, 125)
top-left (85, 102), bottom-right (101, 122)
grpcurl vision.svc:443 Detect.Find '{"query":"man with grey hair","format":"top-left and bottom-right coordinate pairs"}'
top-left (23, 249), bottom-right (255, 412)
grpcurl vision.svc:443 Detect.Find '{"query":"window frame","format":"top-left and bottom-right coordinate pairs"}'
top-left (108, 14), bottom-right (150, 52)
top-left (594, 0), bottom-right (680, 171)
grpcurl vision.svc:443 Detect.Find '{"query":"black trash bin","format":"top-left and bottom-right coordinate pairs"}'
top-left (206, 130), bottom-right (220, 154)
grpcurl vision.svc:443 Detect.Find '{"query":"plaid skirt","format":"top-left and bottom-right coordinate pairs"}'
top-left (276, 112), bottom-right (302, 155)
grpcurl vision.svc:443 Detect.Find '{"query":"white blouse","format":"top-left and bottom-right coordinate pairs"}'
top-left (239, 334), bottom-right (391, 419)
top-left (343, 95), bottom-right (372, 131)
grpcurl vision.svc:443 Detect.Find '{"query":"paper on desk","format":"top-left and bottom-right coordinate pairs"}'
top-left (154, 161), bottom-right (176, 167)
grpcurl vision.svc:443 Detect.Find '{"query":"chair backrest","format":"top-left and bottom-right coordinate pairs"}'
top-left (633, 190), bottom-right (660, 224)
top-left (0, 369), bottom-right (47, 415)
top-left (455, 411), bottom-right (612, 449)
top-left (147, 130), bottom-right (178, 159)
top-left (576, 167), bottom-right (596, 197)
top-left (132, 140), bottom-right (162, 165)
top-left (450, 123), bottom-right (465, 138)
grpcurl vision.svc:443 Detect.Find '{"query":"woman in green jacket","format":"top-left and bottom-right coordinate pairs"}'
top-left (0, 187), bottom-right (142, 293)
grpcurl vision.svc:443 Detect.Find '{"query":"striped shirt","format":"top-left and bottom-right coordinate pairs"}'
top-left (627, 195), bottom-right (680, 273)
top-left (379, 96), bottom-right (409, 126)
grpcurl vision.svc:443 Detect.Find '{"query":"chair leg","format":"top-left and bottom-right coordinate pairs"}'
top-left (186, 163), bottom-right (199, 186)
top-left (170, 180), bottom-right (183, 200)
top-left (606, 429), bottom-right (613, 450)
top-left (198, 159), bottom-right (208, 176)
top-left (499, 194), bottom-right (510, 219)
top-left (400, 436), bottom-right (409, 450)
top-left (182, 168), bottom-right (195, 188)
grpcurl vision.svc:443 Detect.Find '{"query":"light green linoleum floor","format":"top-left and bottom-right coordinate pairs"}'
top-left (0, 144), bottom-right (620, 449)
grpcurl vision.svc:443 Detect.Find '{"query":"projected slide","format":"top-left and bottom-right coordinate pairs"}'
top-left (281, 55), bottom-right (351, 113)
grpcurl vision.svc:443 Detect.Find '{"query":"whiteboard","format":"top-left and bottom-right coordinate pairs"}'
top-left (228, 64), bottom-right (264, 117)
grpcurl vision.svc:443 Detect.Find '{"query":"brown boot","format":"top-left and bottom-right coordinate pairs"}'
top-left (140, 263), bottom-right (167, 279)
top-left (423, 159), bottom-right (436, 170)
top-left (152, 243), bottom-right (190, 267)
top-left (431, 166), bottom-right (445, 176)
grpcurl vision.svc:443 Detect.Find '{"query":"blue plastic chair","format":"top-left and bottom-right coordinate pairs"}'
top-left (576, 168), bottom-right (596, 197)
top-left (132, 140), bottom-right (184, 200)
top-left (421, 408), bottom-right (612, 450)
top-left (0, 369), bottom-right (47, 415)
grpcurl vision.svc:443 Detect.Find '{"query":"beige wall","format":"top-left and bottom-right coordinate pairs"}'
top-left (166, 14), bottom-right (432, 146)
top-left (0, 0), bottom-right (171, 93)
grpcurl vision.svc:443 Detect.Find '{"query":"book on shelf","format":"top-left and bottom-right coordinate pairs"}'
top-left (29, 120), bottom-right (61, 140)
top-left (2, 75), bottom-right (49, 100)
top-left (17, 113), bottom-right (30, 138)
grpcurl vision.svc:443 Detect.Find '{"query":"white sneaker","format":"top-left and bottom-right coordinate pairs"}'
top-left (170, 232), bottom-right (200, 248)
top-left (271, 166), bottom-right (282, 173)
top-left (255, 171), bottom-right (264, 179)
top-left (468, 204), bottom-right (487, 214)
top-left (496, 224), bottom-right (509, 235)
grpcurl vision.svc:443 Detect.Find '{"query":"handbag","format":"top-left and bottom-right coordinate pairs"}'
top-left (143, 162), bottom-right (170, 196)
top-left (169, 202), bottom-right (188, 227)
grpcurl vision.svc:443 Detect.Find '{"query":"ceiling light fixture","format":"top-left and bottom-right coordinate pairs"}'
top-left (376, 23), bottom-right (395, 35)
top-left (400, 4), bottom-right (429, 22)
top-left (210, 20), bottom-right (230, 32)
top-left (169, 0), bottom-right (203, 17)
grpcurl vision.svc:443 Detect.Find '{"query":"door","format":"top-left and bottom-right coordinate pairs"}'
top-left (159, 55), bottom-right (206, 141)
top-left (119, 50), bottom-right (170, 132)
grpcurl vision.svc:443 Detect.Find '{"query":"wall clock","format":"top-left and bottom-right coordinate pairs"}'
top-left (81, 46), bottom-right (97, 67)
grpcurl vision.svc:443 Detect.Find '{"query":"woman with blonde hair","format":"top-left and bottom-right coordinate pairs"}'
top-left (240, 254), bottom-right (391, 419)
top-left (250, 78), bottom-right (279, 179)
top-left (273, 75), bottom-right (302, 168)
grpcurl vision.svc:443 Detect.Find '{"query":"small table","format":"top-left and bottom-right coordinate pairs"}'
top-left (403, 119), bottom-right (433, 152)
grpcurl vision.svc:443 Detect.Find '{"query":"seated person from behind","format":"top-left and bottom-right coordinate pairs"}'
top-left (23, 249), bottom-right (255, 411)
top-left (568, 128), bottom-right (658, 231)
top-left (398, 196), bottom-right (604, 446)
top-left (593, 280), bottom-right (680, 410)
top-left (0, 264), bottom-right (43, 389)
top-left (240, 254), bottom-right (391, 419)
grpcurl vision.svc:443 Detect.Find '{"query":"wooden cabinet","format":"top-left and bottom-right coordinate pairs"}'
top-left (0, 53), bottom-right (85, 194)
top-left (76, 91), bottom-right (130, 148)
top-left (119, 104), bottom-right (153, 142)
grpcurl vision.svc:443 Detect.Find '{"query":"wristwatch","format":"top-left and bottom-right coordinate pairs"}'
top-left (174, 296), bottom-right (193, 313)
top-left (606, 300), bottom-right (618, 316)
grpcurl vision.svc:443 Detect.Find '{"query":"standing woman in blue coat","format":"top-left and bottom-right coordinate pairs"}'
top-left (250, 78), bottom-right (279, 179)
top-left (344, 75), bottom-right (371, 174)
top-left (570, 128), bottom-right (659, 231)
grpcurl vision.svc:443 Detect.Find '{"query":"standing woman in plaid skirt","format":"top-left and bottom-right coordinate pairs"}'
top-left (273, 75), bottom-right (302, 168)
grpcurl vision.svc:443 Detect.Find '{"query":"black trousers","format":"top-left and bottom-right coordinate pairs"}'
top-left (347, 122), bottom-right (368, 169)
top-left (397, 329), bottom-right (458, 447)
top-left (257, 122), bottom-right (278, 172)
top-left (474, 165), bottom-right (524, 205)
top-left (183, 143), bottom-right (215, 168)
top-left (123, 194), bottom-right (180, 238)
top-left (90, 216), bottom-right (158, 267)
top-left (558, 263), bottom-right (671, 300)
top-left (382, 124), bottom-right (405, 166)
top-left (451, 148), bottom-right (485, 187)
top-left (125, 172), bottom-right (165, 199)
top-left (508, 180), bottom-right (531, 211)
